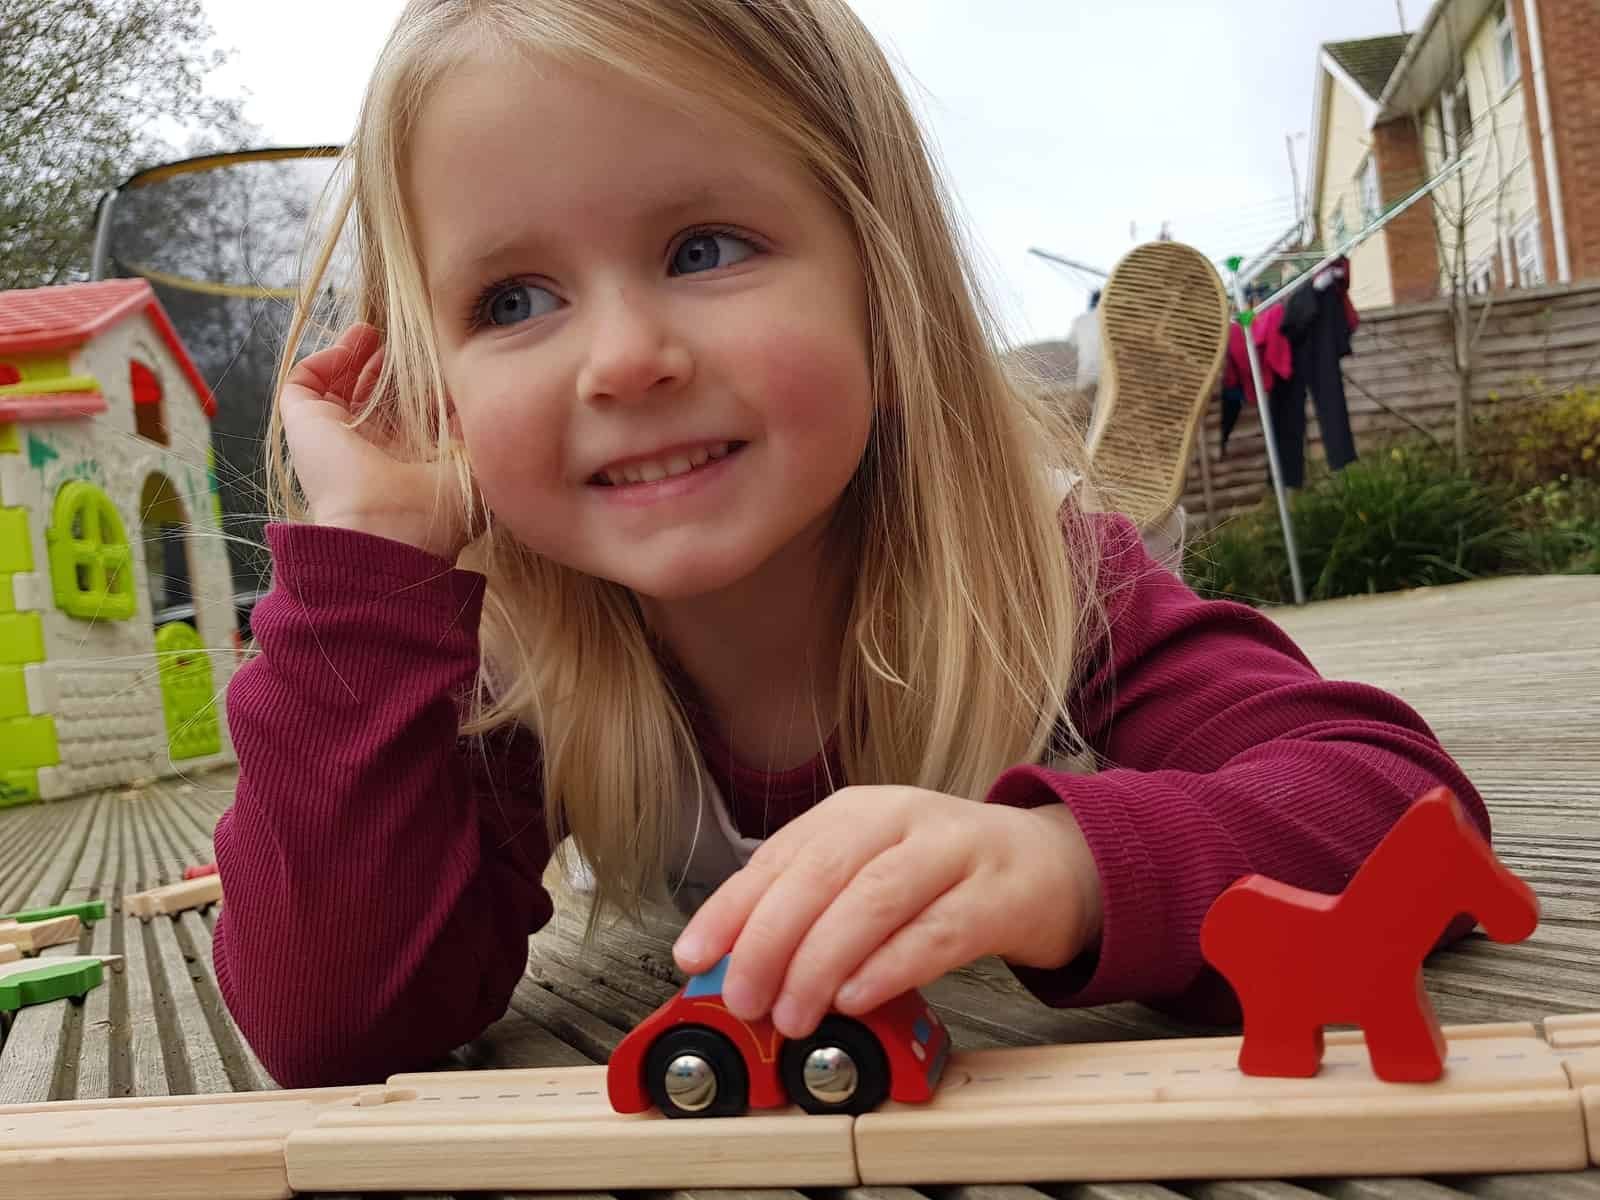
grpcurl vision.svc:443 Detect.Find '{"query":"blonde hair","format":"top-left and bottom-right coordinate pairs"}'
top-left (268, 0), bottom-right (1102, 930)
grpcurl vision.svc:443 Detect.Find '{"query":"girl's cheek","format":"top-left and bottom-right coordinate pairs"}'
top-left (759, 330), bottom-right (872, 431)
top-left (458, 386), bottom-right (560, 488)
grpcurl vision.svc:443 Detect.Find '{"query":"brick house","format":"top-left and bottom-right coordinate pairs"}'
top-left (1305, 0), bottom-right (1597, 308)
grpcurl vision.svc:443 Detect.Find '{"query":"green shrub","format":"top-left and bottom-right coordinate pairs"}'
top-left (1475, 387), bottom-right (1600, 487)
top-left (1186, 447), bottom-right (1517, 605)
top-left (1505, 474), bottom-right (1600, 575)
top-left (1184, 386), bottom-right (1599, 604)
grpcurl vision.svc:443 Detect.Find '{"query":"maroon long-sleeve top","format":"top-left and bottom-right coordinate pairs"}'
top-left (212, 514), bottom-right (1486, 1088)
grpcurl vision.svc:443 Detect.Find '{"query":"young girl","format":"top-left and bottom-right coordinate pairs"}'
top-left (213, 0), bottom-right (1487, 1090)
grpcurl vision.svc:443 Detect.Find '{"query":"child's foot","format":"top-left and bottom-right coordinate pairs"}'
top-left (1086, 242), bottom-right (1230, 531)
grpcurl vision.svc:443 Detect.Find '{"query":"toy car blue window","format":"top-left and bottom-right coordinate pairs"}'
top-left (925, 1032), bottom-right (951, 1090)
top-left (913, 1016), bottom-right (931, 1045)
top-left (684, 954), bottom-right (732, 998)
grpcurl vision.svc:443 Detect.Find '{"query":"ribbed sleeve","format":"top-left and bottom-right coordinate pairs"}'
top-left (987, 515), bottom-right (1487, 1021)
top-left (212, 524), bottom-right (552, 1087)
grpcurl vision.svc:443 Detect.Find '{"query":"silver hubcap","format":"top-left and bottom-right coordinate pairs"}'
top-left (802, 1045), bottom-right (859, 1105)
top-left (663, 1053), bottom-right (717, 1112)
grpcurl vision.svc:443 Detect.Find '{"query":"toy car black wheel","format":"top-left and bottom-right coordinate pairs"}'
top-left (644, 1025), bottom-right (750, 1118)
top-left (779, 1015), bottom-right (890, 1115)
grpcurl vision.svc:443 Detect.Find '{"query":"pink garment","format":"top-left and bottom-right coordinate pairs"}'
top-left (213, 515), bottom-right (1487, 1087)
top-left (1222, 303), bottom-right (1295, 405)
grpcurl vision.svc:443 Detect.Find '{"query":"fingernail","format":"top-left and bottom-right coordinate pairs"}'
top-left (773, 995), bottom-right (803, 1036)
top-left (675, 935), bottom-right (704, 967)
top-left (722, 976), bottom-right (756, 1017)
top-left (835, 980), bottom-right (865, 1010)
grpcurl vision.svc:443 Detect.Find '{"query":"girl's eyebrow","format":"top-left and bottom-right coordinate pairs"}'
top-left (433, 171), bottom-right (792, 294)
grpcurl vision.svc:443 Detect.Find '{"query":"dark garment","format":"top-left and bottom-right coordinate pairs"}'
top-left (1266, 373), bottom-right (1307, 488)
top-left (1220, 384), bottom-right (1245, 454)
top-left (1270, 269), bottom-right (1360, 487)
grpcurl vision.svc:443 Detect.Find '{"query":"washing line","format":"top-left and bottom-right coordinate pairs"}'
top-left (1226, 152), bottom-right (1473, 606)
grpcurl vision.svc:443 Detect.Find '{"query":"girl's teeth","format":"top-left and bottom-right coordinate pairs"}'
top-left (603, 443), bottom-right (737, 487)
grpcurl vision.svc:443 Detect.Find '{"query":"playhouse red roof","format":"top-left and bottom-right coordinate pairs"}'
top-left (0, 279), bottom-right (217, 418)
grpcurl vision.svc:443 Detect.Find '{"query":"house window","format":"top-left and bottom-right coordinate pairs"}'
top-left (1497, 4), bottom-right (1520, 91)
top-left (131, 358), bottom-right (168, 446)
top-left (1443, 71), bottom-right (1474, 155)
top-left (1359, 156), bottom-right (1382, 223)
top-left (1513, 217), bottom-right (1544, 287)
top-left (47, 481), bottom-right (137, 621)
top-left (1467, 256), bottom-right (1495, 295)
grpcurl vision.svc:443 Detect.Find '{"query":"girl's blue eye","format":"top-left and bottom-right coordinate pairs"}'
top-left (482, 282), bottom-right (558, 327)
top-left (671, 232), bottom-right (755, 275)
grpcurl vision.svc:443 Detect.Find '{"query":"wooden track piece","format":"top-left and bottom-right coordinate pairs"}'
top-left (0, 955), bottom-right (115, 1012)
top-left (853, 1089), bottom-right (1586, 1183)
top-left (122, 874), bottom-right (222, 919)
top-left (1583, 1086), bottom-right (1600, 1166)
top-left (0, 944), bottom-right (18, 965)
top-left (285, 1111), bottom-right (858, 1193)
top-left (916, 1033), bottom-right (1569, 1112)
top-left (0, 901), bottom-right (105, 925)
top-left (0, 1089), bottom-right (362, 1200)
top-left (1545, 1013), bottom-right (1600, 1048)
top-left (0, 1140), bottom-right (290, 1200)
top-left (0, 915), bottom-right (82, 954)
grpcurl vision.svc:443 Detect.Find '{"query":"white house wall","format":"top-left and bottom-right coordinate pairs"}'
top-left (1318, 76), bottom-right (1396, 309)
top-left (10, 310), bottom-right (237, 799)
top-left (1418, 9), bottom-right (1540, 289)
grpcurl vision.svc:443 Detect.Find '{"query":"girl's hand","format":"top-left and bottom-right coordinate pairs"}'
top-left (278, 323), bottom-right (470, 560)
top-left (672, 786), bottom-right (1103, 1039)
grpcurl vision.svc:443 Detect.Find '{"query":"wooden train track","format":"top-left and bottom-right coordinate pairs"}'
top-left (3, 1011), bottom-right (1597, 1199)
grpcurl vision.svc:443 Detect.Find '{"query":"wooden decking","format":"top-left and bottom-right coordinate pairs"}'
top-left (1, 571), bottom-right (1598, 1197)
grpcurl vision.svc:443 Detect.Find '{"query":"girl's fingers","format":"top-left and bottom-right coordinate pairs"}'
top-left (833, 882), bottom-right (993, 1018)
top-left (716, 832), bottom-right (887, 1022)
top-left (673, 856), bottom-right (778, 975)
top-left (285, 324), bottom-right (382, 401)
top-left (720, 864), bottom-right (839, 1021)
top-left (771, 838), bottom-right (965, 1038)
top-left (673, 802), bottom-right (836, 973)
top-left (351, 346), bottom-right (386, 414)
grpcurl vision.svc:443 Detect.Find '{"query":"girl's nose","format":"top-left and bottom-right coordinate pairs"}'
top-left (577, 287), bottom-right (694, 405)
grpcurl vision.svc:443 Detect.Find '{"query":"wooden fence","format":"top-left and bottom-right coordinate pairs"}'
top-left (1182, 280), bottom-right (1600, 525)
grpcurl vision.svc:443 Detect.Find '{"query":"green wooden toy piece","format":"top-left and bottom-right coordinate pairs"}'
top-left (0, 959), bottom-right (103, 1012)
top-left (0, 900), bottom-right (106, 925)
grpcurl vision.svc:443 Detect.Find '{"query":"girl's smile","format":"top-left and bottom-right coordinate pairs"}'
top-left (588, 439), bottom-right (749, 507)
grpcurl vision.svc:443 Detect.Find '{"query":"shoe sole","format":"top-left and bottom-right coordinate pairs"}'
top-left (1086, 242), bottom-right (1230, 529)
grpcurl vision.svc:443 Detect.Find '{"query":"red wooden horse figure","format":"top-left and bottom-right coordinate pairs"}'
top-left (1199, 786), bottom-right (1539, 1083)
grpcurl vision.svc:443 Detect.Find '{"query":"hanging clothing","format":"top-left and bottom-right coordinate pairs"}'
top-left (1071, 307), bottom-right (1101, 392)
top-left (1220, 302), bottom-right (1294, 456)
top-left (1272, 257), bottom-right (1360, 487)
top-left (1219, 384), bottom-right (1245, 453)
top-left (1221, 303), bottom-right (1293, 407)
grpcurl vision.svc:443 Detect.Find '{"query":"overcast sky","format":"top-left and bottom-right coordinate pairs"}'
top-left (200, 0), bottom-right (1435, 345)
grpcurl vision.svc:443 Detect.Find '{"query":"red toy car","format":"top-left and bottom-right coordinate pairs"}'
top-left (607, 954), bottom-right (950, 1118)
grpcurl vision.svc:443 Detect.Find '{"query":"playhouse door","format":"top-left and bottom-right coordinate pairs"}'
top-left (155, 621), bottom-right (221, 760)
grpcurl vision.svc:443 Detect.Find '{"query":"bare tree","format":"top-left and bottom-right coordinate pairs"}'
top-left (0, 0), bottom-right (252, 291)
top-left (1404, 19), bottom-right (1529, 467)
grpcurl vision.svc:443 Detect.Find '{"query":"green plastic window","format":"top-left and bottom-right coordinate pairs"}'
top-left (47, 481), bottom-right (136, 621)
